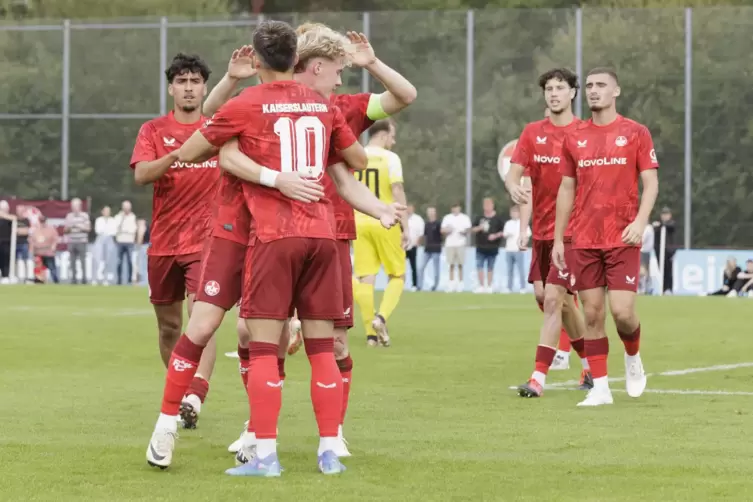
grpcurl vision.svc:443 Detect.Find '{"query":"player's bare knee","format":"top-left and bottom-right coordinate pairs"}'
top-left (610, 305), bottom-right (636, 329)
top-left (533, 282), bottom-right (545, 306)
top-left (301, 319), bottom-right (335, 339)
top-left (236, 318), bottom-right (250, 346)
top-left (334, 327), bottom-right (349, 359)
top-left (157, 317), bottom-right (181, 345)
top-left (582, 302), bottom-right (604, 327)
top-left (542, 291), bottom-right (563, 316)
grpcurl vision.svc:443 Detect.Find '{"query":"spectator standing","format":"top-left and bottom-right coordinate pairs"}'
top-left (135, 218), bottom-right (150, 284)
top-left (441, 202), bottom-right (472, 292)
top-left (14, 206), bottom-right (31, 281)
top-left (64, 198), bottom-right (91, 284)
top-left (639, 223), bottom-right (655, 294)
top-left (420, 206), bottom-right (442, 291)
top-left (472, 197), bottom-right (504, 293)
top-left (653, 206), bottom-right (676, 294)
top-left (113, 200), bottom-right (138, 285)
top-left (30, 215), bottom-right (59, 283)
top-left (93, 206), bottom-right (117, 285)
top-left (405, 204), bottom-right (424, 291)
top-left (0, 200), bottom-right (14, 282)
top-left (502, 205), bottom-right (530, 293)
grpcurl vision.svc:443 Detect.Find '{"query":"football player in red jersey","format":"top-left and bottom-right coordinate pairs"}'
top-left (553, 67), bottom-right (659, 407)
top-left (130, 53), bottom-right (221, 429)
top-left (175, 20), bottom-right (381, 477)
top-left (204, 25), bottom-right (416, 460)
top-left (505, 68), bottom-right (592, 398)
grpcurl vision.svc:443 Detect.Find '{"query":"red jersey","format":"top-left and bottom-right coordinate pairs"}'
top-left (511, 118), bottom-right (581, 240)
top-left (211, 172), bottom-right (249, 245)
top-left (199, 81), bottom-right (358, 243)
top-left (130, 112), bottom-right (220, 256)
top-left (560, 115), bottom-right (659, 249)
top-left (324, 93), bottom-right (375, 240)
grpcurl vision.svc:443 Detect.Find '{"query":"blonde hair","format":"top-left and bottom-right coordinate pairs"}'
top-left (295, 22), bottom-right (351, 72)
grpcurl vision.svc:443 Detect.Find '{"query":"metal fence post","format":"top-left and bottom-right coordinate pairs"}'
top-left (61, 19), bottom-right (71, 200)
top-left (465, 9), bottom-right (474, 217)
top-left (575, 8), bottom-right (583, 118)
top-left (360, 11), bottom-right (371, 144)
top-left (160, 17), bottom-right (168, 116)
top-left (684, 7), bottom-right (693, 249)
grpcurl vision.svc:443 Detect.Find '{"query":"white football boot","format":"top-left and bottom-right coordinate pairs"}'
top-left (625, 352), bottom-right (647, 398)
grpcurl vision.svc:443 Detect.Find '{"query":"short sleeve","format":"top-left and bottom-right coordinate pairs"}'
top-left (387, 152), bottom-right (404, 184)
top-left (201, 96), bottom-right (248, 147)
top-left (330, 106), bottom-right (358, 151)
top-left (510, 128), bottom-right (532, 171)
top-left (559, 137), bottom-right (577, 178)
top-left (637, 126), bottom-right (659, 172)
top-left (130, 122), bottom-right (157, 169)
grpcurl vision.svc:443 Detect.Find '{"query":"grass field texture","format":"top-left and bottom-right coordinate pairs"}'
top-left (1, 286), bottom-right (752, 501)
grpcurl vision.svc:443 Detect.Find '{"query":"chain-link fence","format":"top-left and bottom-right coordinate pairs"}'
top-left (1, 8), bottom-right (752, 248)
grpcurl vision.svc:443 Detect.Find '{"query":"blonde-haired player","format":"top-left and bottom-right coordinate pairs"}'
top-left (353, 118), bottom-right (409, 347)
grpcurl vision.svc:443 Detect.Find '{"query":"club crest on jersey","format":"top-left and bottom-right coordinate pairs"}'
top-left (615, 136), bottom-right (628, 147)
top-left (536, 136), bottom-right (547, 144)
top-left (577, 140), bottom-right (587, 148)
top-left (204, 280), bottom-right (220, 297)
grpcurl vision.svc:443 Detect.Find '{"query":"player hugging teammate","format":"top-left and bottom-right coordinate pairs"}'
top-left (506, 67), bottom-right (659, 407)
top-left (143, 19), bottom-right (416, 476)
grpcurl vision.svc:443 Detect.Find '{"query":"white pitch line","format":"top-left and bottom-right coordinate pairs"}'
top-left (546, 361), bottom-right (753, 388)
top-left (548, 387), bottom-right (753, 397)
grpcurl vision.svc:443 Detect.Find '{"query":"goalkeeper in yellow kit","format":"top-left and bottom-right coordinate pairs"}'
top-left (352, 119), bottom-right (409, 347)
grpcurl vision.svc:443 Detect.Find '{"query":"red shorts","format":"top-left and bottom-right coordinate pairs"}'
top-left (529, 239), bottom-right (576, 294)
top-left (573, 246), bottom-right (641, 292)
top-left (334, 239), bottom-right (354, 329)
top-left (194, 237), bottom-right (245, 311)
top-left (240, 238), bottom-right (343, 321)
top-left (148, 252), bottom-right (202, 305)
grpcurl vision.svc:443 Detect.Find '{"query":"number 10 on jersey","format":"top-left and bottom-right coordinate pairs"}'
top-left (275, 116), bottom-right (326, 179)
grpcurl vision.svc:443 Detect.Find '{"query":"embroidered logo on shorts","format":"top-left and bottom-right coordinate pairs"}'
top-left (204, 280), bottom-right (220, 297)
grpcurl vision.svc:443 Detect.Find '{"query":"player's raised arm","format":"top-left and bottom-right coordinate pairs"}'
top-left (218, 140), bottom-right (325, 203)
top-left (131, 123), bottom-right (178, 186)
top-left (327, 162), bottom-right (403, 228)
top-left (180, 96), bottom-right (246, 162)
top-left (203, 45), bottom-right (257, 117)
top-left (346, 31), bottom-right (417, 116)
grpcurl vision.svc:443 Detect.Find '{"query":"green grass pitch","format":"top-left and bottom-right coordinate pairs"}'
top-left (1, 286), bottom-right (751, 501)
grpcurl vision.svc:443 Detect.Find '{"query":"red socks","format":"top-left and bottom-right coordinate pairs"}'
top-left (535, 345), bottom-right (556, 374)
top-left (247, 342), bottom-right (281, 440)
top-left (570, 337), bottom-right (587, 360)
top-left (238, 344), bottom-right (250, 393)
top-left (161, 335), bottom-right (205, 415)
top-left (585, 337), bottom-right (609, 379)
top-left (277, 357), bottom-right (286, 380)
top-left (305, 338), bottom-right (341, 438)
top-left (558, 330), bottom-right (572, 352)
top-left (618, 325), bottom-right (641, 356)
top-left (337, 356), bottom-right (353, 426)
top-left (187, 376), bottom-right (209, 403)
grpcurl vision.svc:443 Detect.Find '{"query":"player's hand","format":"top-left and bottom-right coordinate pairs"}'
top-left (346, 31), bottom-right (377, 67)
top-left (227, 45), bottom-right (257, 80)
top-left (276, 172), bottom-right (325, 203)
top-left (552, 240), bottom-right (566, 271)
top-left (401, 231), bottom-right (410, 250)
top-left (622, 219), bottom-right (645, 246)
top-left (517, 233), bottom-right (529, 251)
top-left (379, 202), bottom-right (405, 229)
top-left (508, 183), bottom-right (531, 205)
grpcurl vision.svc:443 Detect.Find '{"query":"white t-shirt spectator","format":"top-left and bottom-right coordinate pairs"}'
top-left (95, 216), bottom-right (117, 237)
top-left (642, 224), bottom-right (655, 253)
top-left (441, 212), bottom-right (472, 247)
top-left (113, 211), bottom-right (138, 244)
top-left (502, 218), bottom-right (531, 251)
top-left (407, 213), bottom-right (425, 251)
